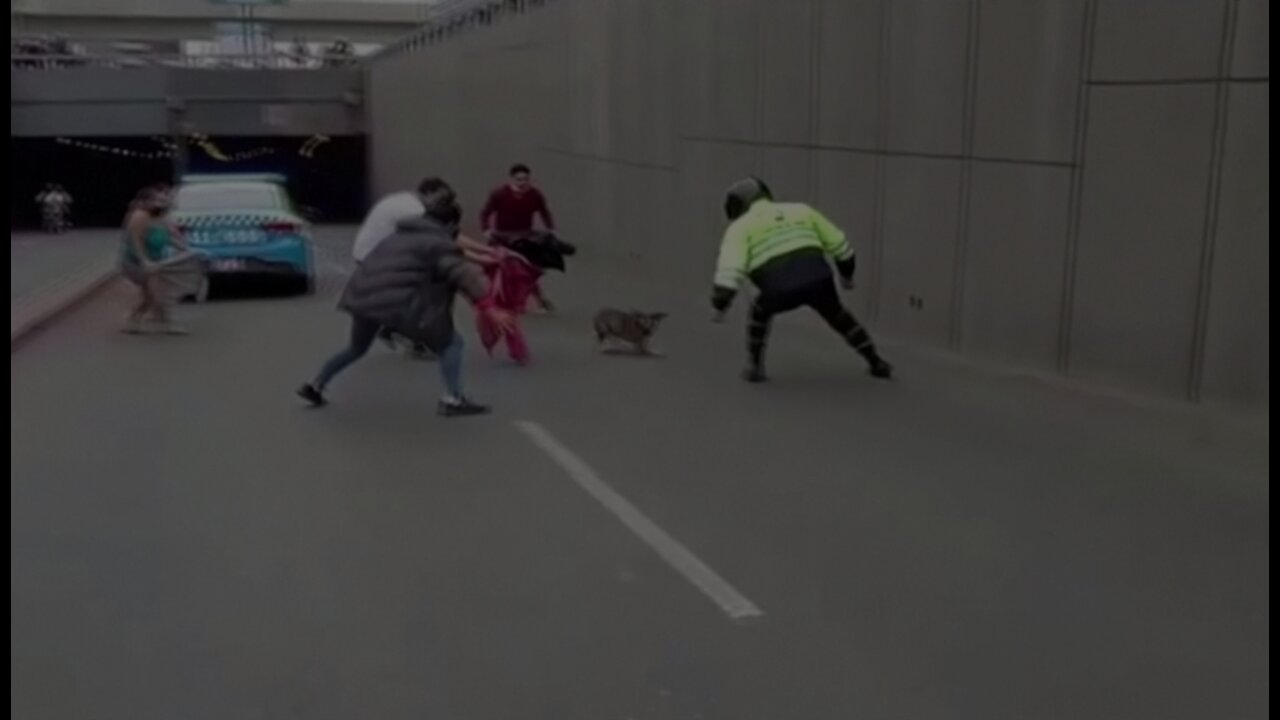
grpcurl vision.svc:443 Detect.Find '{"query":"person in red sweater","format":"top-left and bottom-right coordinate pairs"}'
top-left (480, 164), bottom-right (558, 312)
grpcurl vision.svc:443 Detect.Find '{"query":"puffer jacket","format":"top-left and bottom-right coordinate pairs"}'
top-left (338, 216), bottom-right (488, 352)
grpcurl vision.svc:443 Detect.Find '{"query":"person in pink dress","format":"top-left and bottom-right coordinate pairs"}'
top-left (475, 236), bottom-right (571, 365)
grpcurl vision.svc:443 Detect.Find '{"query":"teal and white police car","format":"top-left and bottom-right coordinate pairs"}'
top-left (172, 174), bottom-right (315, 297)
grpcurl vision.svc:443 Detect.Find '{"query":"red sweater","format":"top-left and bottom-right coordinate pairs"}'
top-left (480, 186), bottom-right (555, 234)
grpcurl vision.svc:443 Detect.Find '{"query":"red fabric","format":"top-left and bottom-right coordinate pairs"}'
top-left (475, 253), bottom-right (542, 364)
top-left (479, 185), bottom-right (555, 233)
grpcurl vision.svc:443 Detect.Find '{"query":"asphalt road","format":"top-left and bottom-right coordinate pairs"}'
top-left (11, 227), bottom-right (1270, 719)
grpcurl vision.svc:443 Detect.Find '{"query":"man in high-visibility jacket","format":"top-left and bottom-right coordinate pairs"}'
top-left (711, 176), bottom-right (893, 383)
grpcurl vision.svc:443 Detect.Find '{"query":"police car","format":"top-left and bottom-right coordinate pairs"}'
top-left (172, 174), bottom-right (314, 297)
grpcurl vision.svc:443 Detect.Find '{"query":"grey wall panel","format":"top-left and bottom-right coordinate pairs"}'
top-left (536, 25), bottom-right (575, 153)
top-left (879, 157), bottom-right (963, 345)
top-left (637, 167), bottom-right (682, 273)
top-left (571, 159), bottom-right (616, 259)
top-left (1070, 85), bottom-right (1217, 395)
top-left (815, 0), bottom-right (885, 150)
top-left (650, 2), bottom-right (681, 167)
top-left (886, 0), bottom-right (971, 156)
top-left (706, 0), bottom-right (761, 141)
top-left (1200, 84), bottom-right (1270, 408)
top-left (609, 166), bottom-right (641, 266)
top-left (757, 0), bottom-right (816, 145)
top-left (1231, 0), bottom-right (1270, 77)
top-left (973, 0), bottom-right (1086, 164)
top-left (962, 163), bottom-right (1072, 369)
top-left (814, 151), bottom-right (879, 318)
top-left (674, 0), bottom-right (715, 138)
top-left (1091, 0), bottom-right (1228, 81)
top-left (566, 0), bottom-right (612, 158)
top-left (678, 140), bottom-right (760, 289)
top-left (607, 0), bottom-right (641, 164)
top-left (758, 147), bottom-right (814, 201)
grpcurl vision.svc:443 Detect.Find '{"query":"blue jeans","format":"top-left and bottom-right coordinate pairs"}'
top-left (314, 316), bottom-right (465, 399)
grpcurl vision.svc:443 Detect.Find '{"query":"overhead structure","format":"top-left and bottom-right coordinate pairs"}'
top-left (10, 0), bottom-right (421, 44)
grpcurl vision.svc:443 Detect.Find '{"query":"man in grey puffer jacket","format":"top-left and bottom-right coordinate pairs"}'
top-left (297, 178), bottom-right (513, 417)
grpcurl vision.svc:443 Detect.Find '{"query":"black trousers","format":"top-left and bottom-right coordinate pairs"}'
top-left (747, 278), bottom-right (881, 367)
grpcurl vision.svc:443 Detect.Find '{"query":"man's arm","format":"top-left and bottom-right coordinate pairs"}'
top-left (439, 246), bottom-right (490, 302)
top-left (711, 224), bottom-right (749, 315)
top-left (457, 233), bottom-right (500, 265)
top-left (810, 207), bottom-right (856, 283)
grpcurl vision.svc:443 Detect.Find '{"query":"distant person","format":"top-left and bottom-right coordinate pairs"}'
top-left (353, 179), bottom-right (498, 357)
top-left (322, 38), bottom-right (353, 67)
top-left (480, 164), bottom-right (558, 312)
top-left (35, 183), bottom-right (71, 234)
top-left (290, 38), bottom-right (312, 68)
top-left (710, 176), bottom-right (893, 383)
top-left (298, 178), bottom-right (514, 417)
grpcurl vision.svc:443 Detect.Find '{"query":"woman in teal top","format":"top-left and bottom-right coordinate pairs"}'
top-left (121, 185), bottom-right (188, 334)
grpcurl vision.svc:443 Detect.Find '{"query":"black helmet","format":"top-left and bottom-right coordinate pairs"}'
top-left (419, 177), bottom-right (462, 229)
top-left (723, 176), bottom-right (773, 221)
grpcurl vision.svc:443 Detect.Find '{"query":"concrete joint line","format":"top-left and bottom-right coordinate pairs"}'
top-left (1057, 0), bottom-right (1102, 374)
top-left (1187, 0), bottom-right (1244, 402)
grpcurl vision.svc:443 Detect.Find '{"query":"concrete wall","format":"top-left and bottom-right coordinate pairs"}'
top-left (367, 0), bottom-right (1269, 411)
top-left (11, 67), bottom-right (365, 137)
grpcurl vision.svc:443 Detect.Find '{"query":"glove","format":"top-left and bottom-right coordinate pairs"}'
top-left (835, 255), bottom-right (857, 288)
top-left (711, 286), bottom-right (737, 313)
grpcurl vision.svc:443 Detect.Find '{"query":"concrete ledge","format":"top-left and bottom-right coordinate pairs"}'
top-left (11, 269), bottom-right (119, 351)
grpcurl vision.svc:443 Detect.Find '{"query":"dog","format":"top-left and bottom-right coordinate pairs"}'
top-left (593, 309), bottom-right (668, 356)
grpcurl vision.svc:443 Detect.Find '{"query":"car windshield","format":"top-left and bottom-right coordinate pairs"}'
top-left (176, 183), bottom-right (284, 212)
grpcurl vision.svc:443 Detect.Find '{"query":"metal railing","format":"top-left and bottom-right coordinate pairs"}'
top-left (369, 0), bottom-right (557, 62)
top-left (11, 53), bottom-right (361, 71)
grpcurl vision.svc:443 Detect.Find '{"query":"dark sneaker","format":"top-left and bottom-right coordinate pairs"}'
top-left (297, 383), bottom-right (328, 407)
top-left (869, 359), bottom-right (894, 380)
top-left (437, 397), bottom-right (491, 418)
top-left (742, 366), bottom-right (768, 384)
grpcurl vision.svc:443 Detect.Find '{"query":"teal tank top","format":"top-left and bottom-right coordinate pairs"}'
top-left (121, 220), bottom-right (171, 264)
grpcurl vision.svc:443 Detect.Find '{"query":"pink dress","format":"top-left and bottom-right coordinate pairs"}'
top-left (476, 252), bottom-right (542, 364)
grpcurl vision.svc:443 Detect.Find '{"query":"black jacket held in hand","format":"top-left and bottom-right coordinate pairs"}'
top-left (339, 217), bottom-right (488, 353)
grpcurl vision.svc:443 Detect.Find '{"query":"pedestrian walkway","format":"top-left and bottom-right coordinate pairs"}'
top-left (11, 230), bottom-right (120, 344)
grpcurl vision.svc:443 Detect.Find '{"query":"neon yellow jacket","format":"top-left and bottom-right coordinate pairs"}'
top-left (713, 199), bottom-right (854, 291)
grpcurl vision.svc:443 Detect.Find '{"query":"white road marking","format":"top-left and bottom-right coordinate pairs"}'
top-left (515, 420), bottom-right (765, 622)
